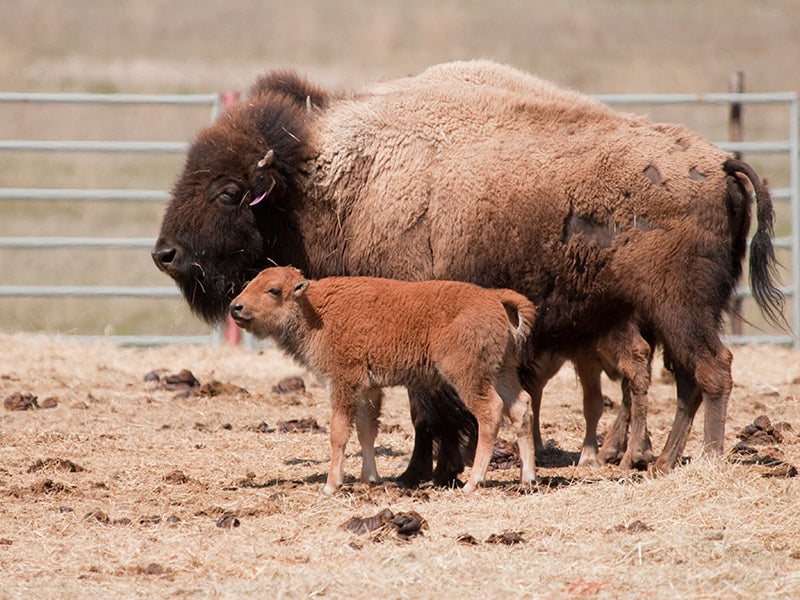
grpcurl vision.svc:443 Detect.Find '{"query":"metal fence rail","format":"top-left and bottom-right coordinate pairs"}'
top-left (1, 90), bottom-right (798, 346)
top-left (0, 91), bottom-right (223, 345)
top-left (599, 91), bottom-right (799, 347)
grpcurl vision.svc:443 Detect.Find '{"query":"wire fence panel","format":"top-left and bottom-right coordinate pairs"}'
top-left (0, 89), bottom-right (797, 346)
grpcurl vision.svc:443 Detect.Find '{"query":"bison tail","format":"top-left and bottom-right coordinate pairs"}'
top-left (724, 158), bottom-right (786, 328)
top-left (498, 290), bottom-right (537, 347)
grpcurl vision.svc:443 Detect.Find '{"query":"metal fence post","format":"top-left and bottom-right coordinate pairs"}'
top-left (220, 91), bottom-right (244, 347)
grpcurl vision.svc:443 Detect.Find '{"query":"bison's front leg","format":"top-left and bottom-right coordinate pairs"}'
top-left (396, 389), bottom-right (435, 488)
top-left (398, 386), bottom-right (477, 488)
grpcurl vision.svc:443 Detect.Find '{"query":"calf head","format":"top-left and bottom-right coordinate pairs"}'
top-left (229, 266), bottom-right (309, 339)
top-left (152, 88), bottom-right (313, 324)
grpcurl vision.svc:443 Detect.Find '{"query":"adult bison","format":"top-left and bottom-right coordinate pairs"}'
top-left (153, 60), bottom-right (783, 482)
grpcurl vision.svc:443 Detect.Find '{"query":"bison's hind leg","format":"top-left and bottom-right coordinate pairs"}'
top-left (355, 387), bottom-right (383, 484)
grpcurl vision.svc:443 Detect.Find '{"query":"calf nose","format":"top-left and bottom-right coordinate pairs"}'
top-left (229, 303), bottom-right (243, 318)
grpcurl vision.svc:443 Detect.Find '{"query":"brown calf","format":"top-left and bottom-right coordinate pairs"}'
top-left (230, 266), bottom-right (537, 494)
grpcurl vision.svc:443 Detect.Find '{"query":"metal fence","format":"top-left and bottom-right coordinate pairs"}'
top-left (0, 89), bottom-right (797, 347)
top-left (0, 92), bottom-right (225, 345)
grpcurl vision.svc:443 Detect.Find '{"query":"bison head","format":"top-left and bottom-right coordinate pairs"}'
top-left (152, 93), bottom-right (312, 324)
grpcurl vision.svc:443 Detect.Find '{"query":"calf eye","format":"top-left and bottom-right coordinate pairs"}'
top-left (267, 287), bottom-right (281, 297)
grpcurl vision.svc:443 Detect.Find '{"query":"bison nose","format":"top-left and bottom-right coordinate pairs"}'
top-left (151, 241), bottom-right (180, 274)
top-left (229, 303), bottom-right (244, 318)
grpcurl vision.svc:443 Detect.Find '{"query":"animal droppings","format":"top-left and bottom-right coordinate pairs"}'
top-left (216, 513), bottom-right (240, 528)
top-left (27, 458), bottom-right (85, 473)
top-left (485, 531), bottom-right (526, 545)
top-left (272, 376), bottom-right (306, 394)
top-left (489, 438), bottom-right (520, 471)
top-left (342, 509), bottom-right (427, 540)
top-left (4, 392), bottom-right (38, 411)
top-left (277, 418), bottom-right (326, 434)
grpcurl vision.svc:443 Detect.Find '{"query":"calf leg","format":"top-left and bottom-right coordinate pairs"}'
top-left (355, 387), bottom-right (382, 484)
top-left (322, 386), bottom-right (355, 496)
top-left (496, 371), bottom-right (536, 485)
top-left (461, 388), bottom-right (505, 494)
top-left (598, 392), bottom-right (630, 465)
top-left (613, 327), bottom-right (654, 470)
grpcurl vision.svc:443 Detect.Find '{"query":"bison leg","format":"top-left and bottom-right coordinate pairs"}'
top-left (699, 344), bottom-right (733, 455)
top-left (571, 354), bottom-right (604, 467)
top-left (652, 367), bottom-right (701, 474)
top-left (397, 386), bottom-right (476, 488)
top-left (355, 387), bottom-right (382, 484)
top-left (432, 385), bottom-right (476, 487)
top-left (613, 327), bottom-right (654, 470)
top-left (396, 389), bottom-right (434, 488)
top-left (322, 386), bottom-right (355, 496)
top-left (653, 342), bottom-right (732, 474)
top-left (519, 352), bottom-right (564, 459)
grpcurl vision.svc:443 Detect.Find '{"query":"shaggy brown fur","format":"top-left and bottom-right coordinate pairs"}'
top-left (229, 266), bottom-right (537, 494)
top-left (154, 60), bottom-right (783, 479)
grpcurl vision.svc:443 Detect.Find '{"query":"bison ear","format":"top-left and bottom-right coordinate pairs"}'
top-left (249, 175), bottom-right (276, 207)
top-left (292, 279), bottom-right (309, 297)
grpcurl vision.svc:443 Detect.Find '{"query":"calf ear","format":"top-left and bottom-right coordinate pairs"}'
top-left (293, 279), bottom-right (309, 297)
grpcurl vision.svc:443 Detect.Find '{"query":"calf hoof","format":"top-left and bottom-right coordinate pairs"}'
top-left (461, 477), bottom-right (484, 494)
top-left (320, 483), bottom-right (338, 496)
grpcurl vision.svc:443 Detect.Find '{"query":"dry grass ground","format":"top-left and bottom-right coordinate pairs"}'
top-left (2, 334), bottom-right (800, 598)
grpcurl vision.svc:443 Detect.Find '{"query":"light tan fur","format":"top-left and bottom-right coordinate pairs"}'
top-left (230, 267), bottom-right (536, 494)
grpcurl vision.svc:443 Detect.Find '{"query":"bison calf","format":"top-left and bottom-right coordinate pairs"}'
top-left (230, 266), bottom-right (536, 494)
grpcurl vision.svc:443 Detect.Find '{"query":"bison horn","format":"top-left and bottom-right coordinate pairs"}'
top-left (257, 149), bottom-right (275, 169)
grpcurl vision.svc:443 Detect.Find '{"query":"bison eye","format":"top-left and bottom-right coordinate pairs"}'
top-left (267, 287), bottom-right (281, 297)
top-left (216, 185), bottom-right (242, 206)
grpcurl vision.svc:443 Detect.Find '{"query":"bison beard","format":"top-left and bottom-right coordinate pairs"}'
top-left (153, 61), bottom-right (784, 485)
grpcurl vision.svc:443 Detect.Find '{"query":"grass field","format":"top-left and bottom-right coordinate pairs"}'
top-left (1, 334), bottom-right (799, 598)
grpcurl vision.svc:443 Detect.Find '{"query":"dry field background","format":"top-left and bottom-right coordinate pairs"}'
top-left (2, 3), bottom-right (800, 597)
top-left (1, 333), bottom-right (800, 599)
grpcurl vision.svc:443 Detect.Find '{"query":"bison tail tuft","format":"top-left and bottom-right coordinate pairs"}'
top-left (725, 158), bottom-right (786, 329)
